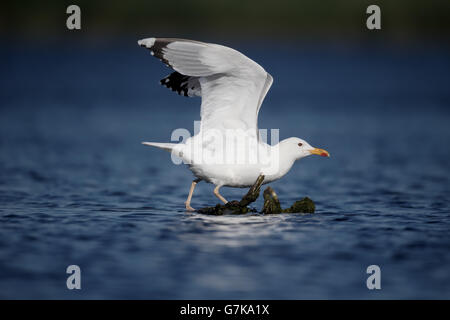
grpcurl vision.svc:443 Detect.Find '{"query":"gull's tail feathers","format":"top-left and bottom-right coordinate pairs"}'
top-left (142, 142), bottom-right (176, 152)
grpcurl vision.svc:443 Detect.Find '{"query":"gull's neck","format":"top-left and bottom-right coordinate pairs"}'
top-left (263, 140), bottom-right (297, 182)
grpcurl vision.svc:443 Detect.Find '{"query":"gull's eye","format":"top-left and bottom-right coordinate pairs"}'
top-left (298, 143), bottom-right (303, 147)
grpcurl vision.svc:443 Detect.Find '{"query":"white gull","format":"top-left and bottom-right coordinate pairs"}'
top-left (138, 37), bottom-right (329, 211)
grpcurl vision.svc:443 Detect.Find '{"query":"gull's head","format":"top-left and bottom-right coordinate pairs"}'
top-left (282, 137), bottom-right (330, 160)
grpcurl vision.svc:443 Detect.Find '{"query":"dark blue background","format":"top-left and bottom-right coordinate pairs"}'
top-left (1, 39), bottom-right (449, 298)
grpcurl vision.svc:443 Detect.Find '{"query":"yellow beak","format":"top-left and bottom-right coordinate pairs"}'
top-left (310, 148), bottom-right (330, 157)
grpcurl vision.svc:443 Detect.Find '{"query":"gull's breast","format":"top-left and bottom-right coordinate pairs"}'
top-left (188, 163), bottom-right (265, 187)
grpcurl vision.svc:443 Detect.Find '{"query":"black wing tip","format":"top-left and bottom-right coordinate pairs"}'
top-left (139, 38), bottom-right (174, 67)
top-left (160, 72), bottom-right (193, 97)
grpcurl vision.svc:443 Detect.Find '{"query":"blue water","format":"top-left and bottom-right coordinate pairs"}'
top-left (1, 39), bottom-right (450, 299)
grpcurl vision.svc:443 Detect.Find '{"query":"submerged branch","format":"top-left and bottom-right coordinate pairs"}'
top-left (197, 174), bottom-right (315, 215)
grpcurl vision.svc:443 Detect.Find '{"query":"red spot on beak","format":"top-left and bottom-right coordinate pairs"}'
top-left (310, 148), bottom-right (330, 157)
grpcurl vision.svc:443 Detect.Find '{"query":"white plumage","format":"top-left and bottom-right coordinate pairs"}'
top-left (138, 37), bottom-right (272, 133)
top-left (139, 37), bottom-right (329, 210)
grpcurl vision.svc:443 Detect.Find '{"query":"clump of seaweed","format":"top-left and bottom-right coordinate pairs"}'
top-left (261, 186), bottom-right (282, 214)
top-left (197, 175), bottom-right (264, 215)
top-left (283, 197), bottom-right (315, 214)
top-left (197, 174), bottom-right (315, 215)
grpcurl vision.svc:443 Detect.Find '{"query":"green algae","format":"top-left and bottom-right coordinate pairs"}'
top-left (261, 187), bottom-right (282, 214)
top-left (282, 197), bottom-right (315, 213)
top-left (197, 174), bottom-right (315, 215)
top-left (197, 175), bottom-right (264, 215)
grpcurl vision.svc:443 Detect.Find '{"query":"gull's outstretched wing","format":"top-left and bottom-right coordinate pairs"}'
top-left (138, 37), bottom-right (273, 133)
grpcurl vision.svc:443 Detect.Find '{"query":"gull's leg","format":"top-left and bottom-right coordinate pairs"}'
top-left (185, 178), bottom-right (201, 211)
top-left (213, 185), bottom-right (228, 204)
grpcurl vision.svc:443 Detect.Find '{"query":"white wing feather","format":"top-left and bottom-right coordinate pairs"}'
top-left (138, 37), bottom-right (272, 133)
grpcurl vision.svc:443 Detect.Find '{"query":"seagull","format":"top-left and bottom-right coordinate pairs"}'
top-left (138, 38), bottom-right (329, 211)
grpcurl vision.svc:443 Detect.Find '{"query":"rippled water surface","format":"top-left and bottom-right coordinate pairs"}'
top-left (1, 40), bottom-right (449, 299)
